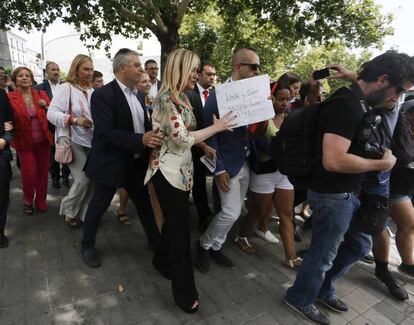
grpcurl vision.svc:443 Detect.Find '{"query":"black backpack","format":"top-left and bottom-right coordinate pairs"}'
top-left (270, 85), bottom-right (368, 188)
top-left (270, 101), bottom-right (327, 188)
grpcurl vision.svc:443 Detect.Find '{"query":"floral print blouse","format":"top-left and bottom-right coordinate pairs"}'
top-left (145, 90), bottom-right (197, 191)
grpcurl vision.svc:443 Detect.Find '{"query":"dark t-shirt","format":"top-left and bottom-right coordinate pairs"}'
top-left (310, 87), bottom-right (365, 193)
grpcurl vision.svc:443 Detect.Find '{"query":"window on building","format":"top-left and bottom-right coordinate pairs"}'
top-left (137, 41), bottom-right (143, 51)
top-left (12, 51), bottom-right (16, 62)
top-left (10, 38), bottom-right (14, 48)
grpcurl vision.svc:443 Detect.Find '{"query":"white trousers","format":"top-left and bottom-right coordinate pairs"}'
top-left (59, 142), bottom-right (94, 221)
top-left (200, 162), bottom-right (250, 251)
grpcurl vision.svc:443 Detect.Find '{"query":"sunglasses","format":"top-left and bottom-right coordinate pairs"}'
top-left (395, 85), bottom-right (409, 96)
top-left (239, 63), bottom-right (261, 71)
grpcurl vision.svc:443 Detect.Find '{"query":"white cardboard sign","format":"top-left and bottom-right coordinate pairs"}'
top-left (216, 74), bottom-right (274, 127)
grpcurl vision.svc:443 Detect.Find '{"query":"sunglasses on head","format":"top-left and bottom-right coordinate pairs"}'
top-left (239, 63), bottom-right (261, 71)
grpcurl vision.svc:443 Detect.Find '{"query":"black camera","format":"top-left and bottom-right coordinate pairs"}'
top-left (356, 114), bottom-right (384, 159)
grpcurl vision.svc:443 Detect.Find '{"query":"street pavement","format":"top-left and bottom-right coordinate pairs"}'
top-left (1, 164), bottom-right (414, 325)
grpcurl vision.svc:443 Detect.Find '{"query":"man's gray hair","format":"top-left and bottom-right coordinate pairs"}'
top-left (113, 48), bottom-right (139, 73)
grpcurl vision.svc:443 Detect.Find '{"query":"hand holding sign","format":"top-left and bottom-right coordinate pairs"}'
top-left (216, 74), bottom-right (274, 127)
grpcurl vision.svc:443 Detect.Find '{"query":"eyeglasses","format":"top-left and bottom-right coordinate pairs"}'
top-left (239, 63), bottom-right (261, 71)
top-left (395, 85), bottom-right (409, 96)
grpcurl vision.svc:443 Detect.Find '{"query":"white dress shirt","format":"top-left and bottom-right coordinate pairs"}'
top-left (150, 81), bottom-right (158, 99)
top-left (196, 83), bottom-right (209, 107)
top-left (116, 79), bottom-right (145, 135)
top-left (48, 80), bottom-right (60, 97)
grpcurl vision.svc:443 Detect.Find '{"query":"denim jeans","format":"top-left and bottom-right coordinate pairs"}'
top-left (316, 172), bottom-right (391, 301)
top-left (362, 171), bottom-right (390, 197)
top-left (285, 190), bottom-right (360, 308)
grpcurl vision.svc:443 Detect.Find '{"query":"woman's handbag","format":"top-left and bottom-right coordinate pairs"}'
top-left (54, 85), bottom-right (73, 164)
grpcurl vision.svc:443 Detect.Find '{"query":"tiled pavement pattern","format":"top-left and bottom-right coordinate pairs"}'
top-left (1, 164), bottom-right (414, 325)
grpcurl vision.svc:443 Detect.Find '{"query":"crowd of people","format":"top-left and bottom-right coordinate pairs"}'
top-left (1, 46), bottom-right (414, 324)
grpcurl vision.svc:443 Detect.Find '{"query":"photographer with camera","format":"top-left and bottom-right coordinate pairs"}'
top-left (324, 62), bottom-right (411, 301)
top-left (284, 51), bottom-right (414, 325)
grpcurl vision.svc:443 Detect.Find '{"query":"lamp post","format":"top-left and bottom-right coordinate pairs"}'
top-left (40, 32), bottom-right (82, 77)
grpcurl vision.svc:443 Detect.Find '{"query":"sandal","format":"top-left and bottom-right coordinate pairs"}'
top-left (234, 236), bottom-right (255, 254)
top-left (117, 210), bottom-right (132, 225)
top-left (24, 203), bottom-right (33, 215)
top-left (64, 215), bottom-right (81, 228)
top-left (286, 257), bottom-right (303, 269)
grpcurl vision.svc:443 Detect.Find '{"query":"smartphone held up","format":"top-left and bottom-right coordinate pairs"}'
top-left (312, 68), bottom-right (330, 80)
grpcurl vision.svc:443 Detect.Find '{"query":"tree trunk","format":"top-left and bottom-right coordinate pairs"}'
top-left (158, 25), bottom-right (180, 75)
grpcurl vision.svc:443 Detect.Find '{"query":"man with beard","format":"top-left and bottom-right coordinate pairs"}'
top-left (284, 51), bottom-right (414, 325)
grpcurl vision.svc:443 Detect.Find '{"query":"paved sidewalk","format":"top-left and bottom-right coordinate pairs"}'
top-left (1, 165), bottom-right (414, 324)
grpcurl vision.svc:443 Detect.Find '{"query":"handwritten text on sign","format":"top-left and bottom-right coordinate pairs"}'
top-left (216, 74), bottom-right (274, 127)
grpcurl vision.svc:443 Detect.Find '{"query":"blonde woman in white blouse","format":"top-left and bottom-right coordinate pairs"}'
top-left (47, 54), bottom-right (94, 227)
top-left (145, 48), bottom-right (235, 314)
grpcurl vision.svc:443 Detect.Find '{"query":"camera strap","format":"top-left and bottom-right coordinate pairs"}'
top-left (349, 82), bottom-right (372, 114)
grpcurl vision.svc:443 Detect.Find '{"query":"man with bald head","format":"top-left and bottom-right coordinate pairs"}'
top-left (195, 48), bottom-right (261, 273)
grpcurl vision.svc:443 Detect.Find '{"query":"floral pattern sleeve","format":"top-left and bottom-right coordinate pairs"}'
top-left (144, 90), bottom-right (197, 192)
top-left (167, 101), bottom-right (195, 149)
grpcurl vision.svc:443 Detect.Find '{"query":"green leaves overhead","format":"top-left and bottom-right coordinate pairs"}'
top-left (1, 0), bottom-right (392, 71)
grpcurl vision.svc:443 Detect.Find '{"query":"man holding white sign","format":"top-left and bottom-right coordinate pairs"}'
top-left (196, 48), bottom-right (270, 272)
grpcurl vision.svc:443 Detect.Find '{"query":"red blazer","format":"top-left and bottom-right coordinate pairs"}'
top-left (7, 89), bottom-right (53, 150)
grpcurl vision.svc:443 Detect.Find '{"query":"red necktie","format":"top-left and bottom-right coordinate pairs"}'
top-left (203, 89), bottom-right (209, 102)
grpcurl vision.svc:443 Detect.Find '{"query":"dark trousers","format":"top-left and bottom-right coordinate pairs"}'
top-left (49, 144), bottom-right (70, 180)
top-left (0, 157), bottom-right (11, 231)
top-left (192, 149), bottom-right (212, 220)
top-left (81, 159), bottom-right (160, 249)
top-left (152, 172), bottom-right (198, 308)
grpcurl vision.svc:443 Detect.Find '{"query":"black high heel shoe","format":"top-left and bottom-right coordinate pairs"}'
top-left (177, 299), bottom-right (199, 313)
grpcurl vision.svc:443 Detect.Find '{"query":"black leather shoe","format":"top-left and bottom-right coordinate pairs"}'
top-left (0, 233), bottom-right (9, 248)
top-left (52, 179), bottom-right (61, 189)
top-left (210, 249), bottom-right (234, 268)
top-left (376, 271), bottom-right (409, 301)
top-left (62, 178), bottom-right (70, 187)
top-left (195, 241), bottom-right (210, 273)
top-left (81, 247), bottom-right (101, 268)
top-left (285, 299), bottom-right (330, 325)
top-left (317, 296), bottom-right (348, 312)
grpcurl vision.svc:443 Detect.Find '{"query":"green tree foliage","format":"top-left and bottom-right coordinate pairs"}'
top-left (180, 2), bottom-right (385, 93)
top-left (1, 0), bottom-right (392, 69)
top-left (287, 44), bottom-right (373, 93)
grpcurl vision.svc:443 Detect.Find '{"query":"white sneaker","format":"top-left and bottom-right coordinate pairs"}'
top-left (255, 230), bottom-right (279, 244)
